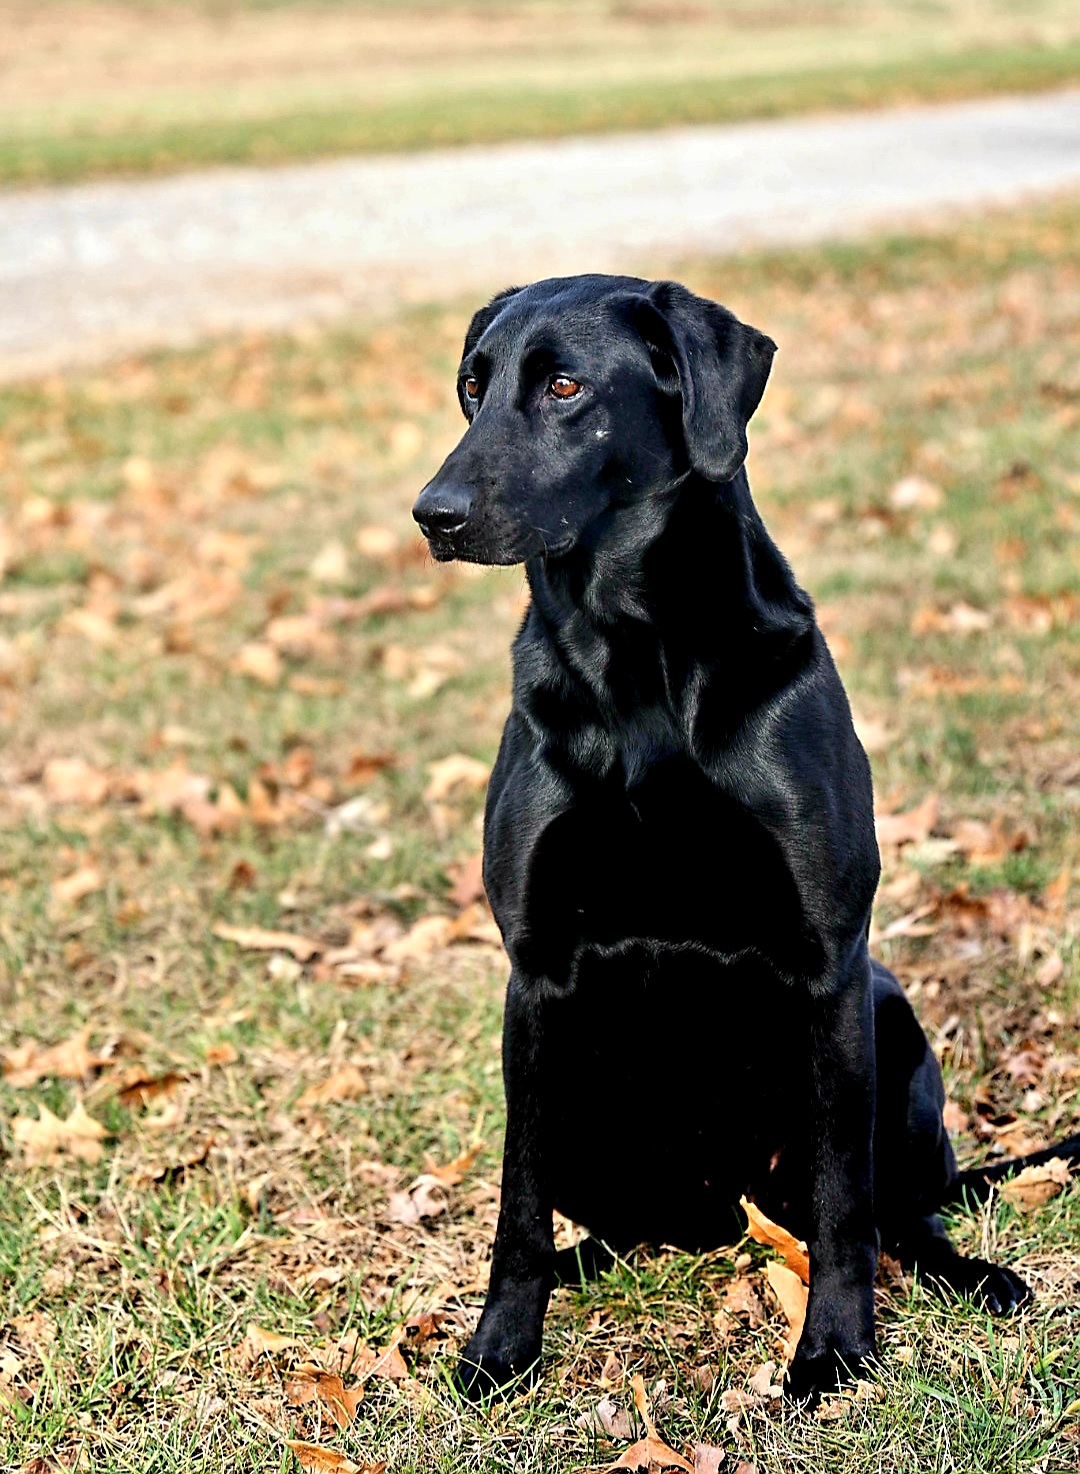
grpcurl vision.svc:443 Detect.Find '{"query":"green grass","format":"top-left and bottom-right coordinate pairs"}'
top-left (3, 40), bottom-right (1079, 186)
top-left (2, 196), bottom-right (1080, 1470)
top-left (3, 0), bottom-right (1080, 185)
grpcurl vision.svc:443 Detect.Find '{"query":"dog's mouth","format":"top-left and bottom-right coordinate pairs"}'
top-left (419, 521), bottom-right (571, 567)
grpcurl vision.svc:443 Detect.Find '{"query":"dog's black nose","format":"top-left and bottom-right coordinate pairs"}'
top-left (412, 483), bottom-right (472, 538)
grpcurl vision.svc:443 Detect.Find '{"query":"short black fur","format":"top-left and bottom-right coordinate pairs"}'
top-left (412, 274), bottom-right (1080, 1408)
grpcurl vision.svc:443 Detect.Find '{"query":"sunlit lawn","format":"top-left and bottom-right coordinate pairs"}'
top-left (3, 0), bottom-right (1080, 183)
top-left (1, 195), bottom-right (1079, 1470)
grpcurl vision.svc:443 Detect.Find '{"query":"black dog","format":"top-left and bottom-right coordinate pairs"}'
top-left (412, 275), bottom-right (1080, 1407)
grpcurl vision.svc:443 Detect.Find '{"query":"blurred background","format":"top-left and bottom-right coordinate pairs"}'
top-left (1, 5), bottom-right (1079, 1473)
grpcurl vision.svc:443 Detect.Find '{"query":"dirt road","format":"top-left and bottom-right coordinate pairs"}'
top-left (2, 89), bottom-right (1079, 378)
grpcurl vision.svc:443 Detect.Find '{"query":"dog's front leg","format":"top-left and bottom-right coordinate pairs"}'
top-left (456, 969), bottom-right (555, 1400)
top-left (786, 946), bottom-right (878, 1406)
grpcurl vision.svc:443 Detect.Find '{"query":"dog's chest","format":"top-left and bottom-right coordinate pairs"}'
top-left (533, 755), bottom-right (802, 960)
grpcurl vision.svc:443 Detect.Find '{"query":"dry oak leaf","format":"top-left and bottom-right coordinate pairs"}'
top-left (238, 1323), bottom-right (309, 1366)
top-left (577, 1396), bottom-right (635, 1440)
top-left (233, 641), bottom-right (283, 686)
top-left (422, 1143), bottom-right (481, 1187)
top-left (424, 754), bottom-right (490, 804)
top-left (874, 793), bottom-right (939, 849)
top-left (133, 1135), bottom-right (212, 1188)
top-left (999, 1157), bottom-right (1073, 1212)
top-left (380, 914), bottom-right (455, 964)
top-left (286, 1441), bottom-right (385, 1474)
top-left (600, 1375), bottom-right (693, 1473)
top-left (212, 922), bottom-right (323, 962)
top-left (446, 851), bottom-right (485, 908)
top-left (719, 1277), bottom-right (767, 1330)
top-left (692, 1447), bottom-right (726, 1474)
top-left (739, 1197), bottom-right (810, 1284)
top-left (386, 1178), bottom-right (447, 1227)
top-left (297, 1065), bottom-right (369, 1109)
top-left (352, 1336), bottom-right (410, 1383)
top-left (51, 865), bottom-right (104, 905)
top-left (3, 1027), bottom-right (103, 1088)
top-left (766, 1261), bottom-right (809, 1354)
top-left (285, 1365), bottom-right (363, 1428)
top-left (42, 757), bottom-right (110, 806)
top-left (1035, 952), bottom-right (1064, 987)
top-left (115, 1067), bottom-right (188, 1108)
top-left (12, 1101), bottom-right (107, 1166)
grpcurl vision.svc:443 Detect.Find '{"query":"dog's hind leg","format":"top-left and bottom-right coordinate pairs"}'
top-left (872, 962), bottom-right (1031, 1314)
top-left (893, 1212), bottom-right (1031, 1312)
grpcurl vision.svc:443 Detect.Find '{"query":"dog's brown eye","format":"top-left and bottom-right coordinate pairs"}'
top-left (549, 375), bottom-right (582, 399)
top-left (463, 376), bottom-right (479, 401)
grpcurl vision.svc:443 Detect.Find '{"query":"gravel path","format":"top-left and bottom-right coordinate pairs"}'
top-left (2, 89), bottom-right (1079, 379)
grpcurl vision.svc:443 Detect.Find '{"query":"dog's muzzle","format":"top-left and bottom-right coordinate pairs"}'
top-left (412, 482), bottom-right (473, 554)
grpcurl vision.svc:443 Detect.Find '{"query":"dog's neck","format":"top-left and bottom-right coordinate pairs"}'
top-left (521, 469), bottom-right (814, 743)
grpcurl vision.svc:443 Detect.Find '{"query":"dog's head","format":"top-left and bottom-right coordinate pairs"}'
top-left (413, 275), bottom-right (775, 565)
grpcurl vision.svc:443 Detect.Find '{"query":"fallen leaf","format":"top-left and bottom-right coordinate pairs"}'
top-left (399, 1310), bottom-right (446, 1349)
top-left (3, 1027), bottom-right (103, 1088)
top-left (233, 641), bottom-right (283, 686)
top-left (889, 475), bottom-right (943, 512)
top-left (52, 865), bottom-right (104, 905)
top-left (285, 1365), bottom-right (363, 1428)
top-left (115, 1067), bottom-right (188, 1108)
top-left (285, 1441), bottom-right (363, 1473)
top-left (766, 1261), bottom-right (809, 1355)
top-left (1035, 952), bottom-right (1064, 987)
top-left (719, 1277), bottom-right (767, 1330)
top-left (871, 903), bottom-right (938, 945)
top-left (133, 1136), bottom-right (212, 1187)
top-left (692, 1446), bottom-right (726, 1473)
top-left (206, 1041), bottom-right (239, 1066)
top-left (353, 585), bottom-right (440, 621)
top-left (297, 1065), bottom-right (368, 1109)
top-left (601, 1375), bottom-right (694, 1472)
top-left (386, 1178), bottom-right (447, 1226)
top-left (999, 1157), bottom-right (1072, 1211)
top-left (747, 1362), bottom-right (782, 1398)
top-left (740, 1197), bottom-right (810, 1284)
top-left (577, 1396), bottom-right (635, 1441)
top-left (12, 1101), bottom-right (107, 1166)
top-left (343, 751), bottom-right (396, 786)
top-left (381, 915), bottom-right (455, 963)
top-left (874, 794), bottom-right (939, 848)
top-left (446, 851), bottom-right (485, 908)
top-left (243, 1324), bottom-right (307, 1358)
top-left (1002, 1042), bottom-right (1045, 1089)
top-left (355, 525), bottom-right (399, 561)
top-left (309, 541), bottom-right (350, 585)
top-left (424, 754), bottom-right (490, 804)
top-left (42, 757), bottom-right (109, 806)
top-left (422, 1144), bottom-right (480, 1187)
top-left (911, 601), bottom-right (992, 636)
top-left (212, 923), bottom-right (322, 962)
top-left (353, 1336), bottom-right (410, 1383)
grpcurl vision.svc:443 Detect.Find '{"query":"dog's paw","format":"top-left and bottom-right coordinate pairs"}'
top-left (453, 1340), bottom-right (540, 1403)
top-left (932, 1256), bottom-right (1032, 1315)
top-left (785, 1342), bottom-right (874, 1409)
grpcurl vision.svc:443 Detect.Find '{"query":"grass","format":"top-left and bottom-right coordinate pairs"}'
top-left (2, 0), bottom-right (1080, 185)
top-left (1, 195), bottom-right (1080, 1471)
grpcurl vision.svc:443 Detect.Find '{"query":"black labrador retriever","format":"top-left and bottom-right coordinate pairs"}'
top-left (412, 275), bottom-right (1080, 1407)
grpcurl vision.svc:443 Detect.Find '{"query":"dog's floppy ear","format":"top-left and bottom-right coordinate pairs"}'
top-left (635, 282), bottom-right (776, 483)
top-left (457, 286), bottom-right (522, 416)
